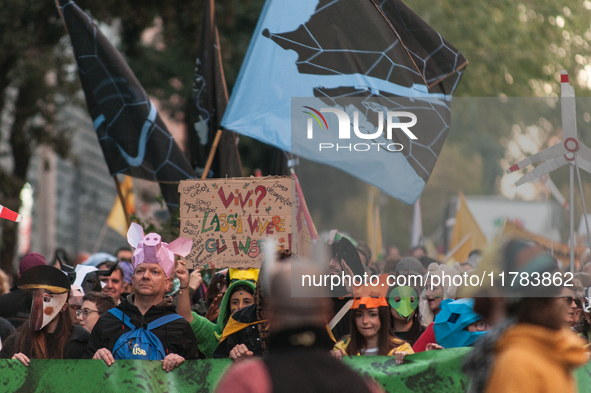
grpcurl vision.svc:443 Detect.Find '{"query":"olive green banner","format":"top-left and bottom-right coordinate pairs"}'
top-left (1, 348), bottom-right (590, 392)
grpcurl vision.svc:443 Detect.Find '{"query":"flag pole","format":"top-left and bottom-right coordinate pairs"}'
top-left (93, 221), bottom-right (108, 253)
top-left (113, 175), bottom-right (131, 228)
top-left (575, 160), bottom-right (591, 261)
top-left (201, 129), bottom-right (223, 179)
top-left (570, 165), bottom-right (575, 273)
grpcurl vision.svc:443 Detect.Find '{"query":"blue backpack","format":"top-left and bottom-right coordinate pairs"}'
top-left (108, 308), bottom-right (184, 360)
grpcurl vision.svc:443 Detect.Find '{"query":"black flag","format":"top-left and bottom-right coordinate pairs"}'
top-left (56, 0), bottom-right (196, 207)
top-left (188, 0), bottom-right (242, 178)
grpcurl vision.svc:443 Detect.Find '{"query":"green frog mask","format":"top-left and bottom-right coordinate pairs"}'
top-left (388, 286), bottom-right (418, 319)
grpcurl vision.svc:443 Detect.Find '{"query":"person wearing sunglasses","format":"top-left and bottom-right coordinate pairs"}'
top-left (77, 292), bottom-right (115, 334)
top-left (463, 239), bottom-right (587, 393)
top-left (560, 286), bottom-right (581, 329)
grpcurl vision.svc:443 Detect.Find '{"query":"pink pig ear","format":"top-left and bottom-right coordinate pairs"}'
top-left (127, 222), bottom-right (144, 248)
top-left (167, 237), bottom-right (193, 257)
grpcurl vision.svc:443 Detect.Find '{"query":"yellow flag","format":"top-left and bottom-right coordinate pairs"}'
top-left (448, 193), bottom-right (487, 263)
top-left (107, 176), bottom-right (135, 238)
top-left (503, 219), bottom-right (585, 269)
top-left (366, 187), bottom-right (383, 261)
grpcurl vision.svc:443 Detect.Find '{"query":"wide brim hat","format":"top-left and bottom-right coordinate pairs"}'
top-left (19, 265), bottom-right (70, 294)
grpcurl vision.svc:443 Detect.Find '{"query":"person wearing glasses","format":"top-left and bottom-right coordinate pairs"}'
top-left (560, 286), bottom-right (581, 329)
top-left (77, 292), bottom-right (116, 333)
top-left (464, 239), bottom-right (588, 393)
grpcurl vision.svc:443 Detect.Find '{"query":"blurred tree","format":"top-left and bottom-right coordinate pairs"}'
top-left (2, 0), bottom-right (590, 270)
top-left (0, 0), bottom-right (268, 272)
top-left (0, 0), bottom-right (79, 274)
top-left (421, 0), bottom-right (591, 198)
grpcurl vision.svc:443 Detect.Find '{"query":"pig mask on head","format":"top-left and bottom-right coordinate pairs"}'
top-left (127, 222), bottom-right (193, 277)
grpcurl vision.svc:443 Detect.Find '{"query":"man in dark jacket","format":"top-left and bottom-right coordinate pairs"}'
top-left (84, 292), bottom-right (200, 369)
top-left (85, 227), bottom-right (198, 372)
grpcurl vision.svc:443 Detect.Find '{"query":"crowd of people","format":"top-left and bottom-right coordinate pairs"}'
top-left (0, 226), bottom-right (589, 392)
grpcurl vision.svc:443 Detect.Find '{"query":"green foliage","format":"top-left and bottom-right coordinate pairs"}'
top-left (2, 0), bottom-right (590, 266)
top-left (0, 0), bottom-right (84, 272)
top-left (129, 195), bottom-right (181, 243)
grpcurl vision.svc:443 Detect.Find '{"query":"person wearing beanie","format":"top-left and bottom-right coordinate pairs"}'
top-left (0, 253), bottom-right (47, 328)
top-left (395, 257), bottom-right (424, 277)
top-left (18, 253), bottom-right (46, 276)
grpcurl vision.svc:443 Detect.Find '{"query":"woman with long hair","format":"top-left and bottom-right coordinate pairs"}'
top-left (419, 263), bottom-right (461, 328)
top-left (0, 265), bottom-right (89, 364)
top-left (332, 297), bottom-right (413, 364)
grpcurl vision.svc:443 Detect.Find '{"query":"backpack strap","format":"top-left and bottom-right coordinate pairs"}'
top-left (108, 308), bottom-right (136, 330)
top-left (146, 314), bottom-right (184, 331)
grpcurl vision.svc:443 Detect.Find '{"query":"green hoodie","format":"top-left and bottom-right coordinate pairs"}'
top-left (189, 279), bottom-right (256, 358)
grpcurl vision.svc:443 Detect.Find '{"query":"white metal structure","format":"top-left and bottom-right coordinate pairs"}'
top-left (507, 71), bottom-right (590, 271)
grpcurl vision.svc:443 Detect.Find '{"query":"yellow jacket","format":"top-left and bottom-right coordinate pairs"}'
top-left (333, 336), bottom-right (414, 356)
top-left (485, 324), bottom-right (588, 393)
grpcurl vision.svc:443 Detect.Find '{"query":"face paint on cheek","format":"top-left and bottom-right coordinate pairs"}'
top-left (231, 291), bottom-right (246, 314)
top-left (30, 291), bottom-right (69, 332)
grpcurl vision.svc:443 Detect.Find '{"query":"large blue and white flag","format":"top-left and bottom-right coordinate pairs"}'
top-left (222, 0), bottom-right (467, 204)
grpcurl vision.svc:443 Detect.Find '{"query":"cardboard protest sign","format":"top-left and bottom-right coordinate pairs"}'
top-left (179, 177), bottom-right (293, 269)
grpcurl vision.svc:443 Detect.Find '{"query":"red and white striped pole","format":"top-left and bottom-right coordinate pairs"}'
top-left (0, 204), bottom-right (22, 222)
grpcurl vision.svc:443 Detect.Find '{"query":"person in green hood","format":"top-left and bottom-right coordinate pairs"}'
top-left (175, 261), bottom-right (256, 358)
top-left (387, 284), bottom-right (424, 346)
